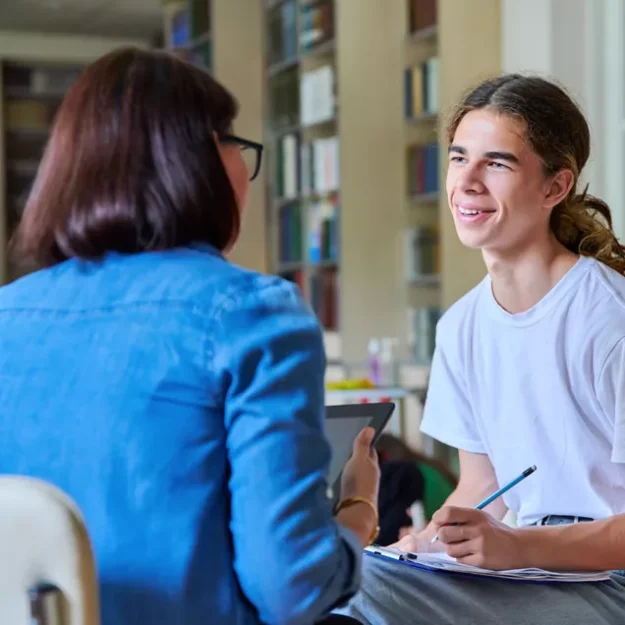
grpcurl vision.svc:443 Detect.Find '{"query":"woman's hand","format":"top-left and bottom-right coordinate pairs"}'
top-left (335, 427), bottom-right (380, 548)
top-left (392, 530), bottom-right (445, 554)
top-left (340, 426), bottom-right (380, 503)
top-left (432, 506), bottom-right (527, 570)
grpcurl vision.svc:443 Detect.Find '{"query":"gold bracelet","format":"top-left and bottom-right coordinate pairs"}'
top-left (334, 496), bottom-right (380, 546)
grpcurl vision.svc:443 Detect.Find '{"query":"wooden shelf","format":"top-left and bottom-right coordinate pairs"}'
top-left (409, 191), bottom-right (440, 205)
top-left (267, 56), bottom-right (299, 77)
top-left (6, 127), bottom-right (49, 138)
top-left (172, 31), bottom-right (211, 51)
top-left (274, 196), bottom-right (301, 209)
top-left (406, 112), bottom-right (438, 124)
top-left (301, 38), bottom-right (336, 59)
top-left (4, 87), bottom-right (65, 101)
top-left (409, 274), bottom-right (441, 287)
top-left (277, 260), bottom-right (305, 273)
top-left (406, 25), bottom-right (438, 44)
top-left (271, 123), bottom-right (302, 137)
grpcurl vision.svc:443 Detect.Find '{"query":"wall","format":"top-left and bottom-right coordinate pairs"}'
top-left (336, 0), bottom-right (407, 361)
top-left (213, 0), bottom-right (268, 273)
top-left (501, 0), bottom-right (616, 235)
top-left (438, 0), bottom-right (502, 308)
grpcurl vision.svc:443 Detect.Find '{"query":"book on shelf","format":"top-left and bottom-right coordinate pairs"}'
top-left (169, 5), bottom-right (190, 48)
top-left (407, 306), bottom-right (441, 363)
top-left (275, 132), bottom-right (300, 199)
top-left (311, 267), bottom-right (338, 330)
top-left (404, 57), bottom-right (439, 119)
top-left (278, 202), bottom-right (303, 264)
top-left (301, 136), bottom-right (340, 195)
top-left (407, 142), bottom-right (439, 196)
top-left (300, 0), bottom-right (334, 52)
top-left (280, 269), bottom-right (306, 296)
top-left (167, 0), bottom-right (210, 48)
top-left (404, 225), bottom-right (439, 280)
top-left (408, 0), bottom-right (437, 33)
top-left (300, 65), bottom-right (335, 127)
top-left (308, 196), bottom-right (339, 264)
top-left (189, 0), bottom-right (211, 40)
top-left (268, 0), bottom-right (298, 65)
top-left (270, 68), bottom-right (300, 129)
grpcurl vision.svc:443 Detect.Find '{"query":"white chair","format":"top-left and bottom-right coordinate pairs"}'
top-left (0, 476), bottom-right (100, 625)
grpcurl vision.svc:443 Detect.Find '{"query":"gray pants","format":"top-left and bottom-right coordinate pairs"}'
top-left (334, 553), bottom-right (625, 625)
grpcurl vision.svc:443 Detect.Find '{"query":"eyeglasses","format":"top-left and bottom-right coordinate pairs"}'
top-left (219, 134), bottom-right (264, 181)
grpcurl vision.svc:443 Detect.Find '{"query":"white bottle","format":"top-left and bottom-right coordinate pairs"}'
top-left (410, 501), bottom-right (426, 533)
top-left (379, 338), bottom-right (399, 387)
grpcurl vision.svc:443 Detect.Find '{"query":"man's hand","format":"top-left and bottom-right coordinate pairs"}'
top-left (433, 506), bottom-right (526, 570)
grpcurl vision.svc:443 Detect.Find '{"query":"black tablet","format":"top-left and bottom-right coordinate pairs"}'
top-left (325, 402), bottom-right (395, 501)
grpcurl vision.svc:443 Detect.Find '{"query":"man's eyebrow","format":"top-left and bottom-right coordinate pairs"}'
top-left (484, 150), bottom-right (520, 164)
top-left (448, 145), bottom-right (520, 164)
top-left (448, 144), bottom-right (466, 154)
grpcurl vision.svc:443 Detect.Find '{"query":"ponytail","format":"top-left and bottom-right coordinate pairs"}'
top-left (550, 185), bottom-right (625, 275)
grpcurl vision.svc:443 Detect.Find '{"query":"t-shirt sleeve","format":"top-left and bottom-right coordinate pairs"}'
top-left (420, 320), bottom-right (486, 454)
top-left (596, 337), bottom-right (625, 463)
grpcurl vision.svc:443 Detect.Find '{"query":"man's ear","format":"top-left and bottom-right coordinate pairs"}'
top-left (544, 169), bottom-right (575, 209)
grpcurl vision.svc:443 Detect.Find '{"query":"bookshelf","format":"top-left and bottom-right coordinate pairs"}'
top-left (162, 0), bottom-right (212, 70)
top-left (0, 61), bottom-right (84, 283)
top-left (265, 0), bottom-right (340, 333)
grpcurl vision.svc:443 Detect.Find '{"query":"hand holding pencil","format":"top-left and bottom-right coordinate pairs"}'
top-left (429, 465), bottom-right (537, 571)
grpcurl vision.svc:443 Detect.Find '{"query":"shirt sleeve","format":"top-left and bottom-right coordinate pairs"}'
top-left (420, 319), bottom-right (486, 454)
top-left (214, 275), bottom-right (361, 625)
top-left (596, 337), bottom-right (625, 463)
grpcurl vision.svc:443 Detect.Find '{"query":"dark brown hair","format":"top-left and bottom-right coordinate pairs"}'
top-left (13, 46), bottom-right (240, 267)
top-left (447, 74), bottom-right (625, 275)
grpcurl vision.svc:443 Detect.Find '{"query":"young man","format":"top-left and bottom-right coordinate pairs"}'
top-left (336, 74), bottom-right (625, 625)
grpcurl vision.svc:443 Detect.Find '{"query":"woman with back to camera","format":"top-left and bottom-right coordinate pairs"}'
top-left (0, 47), bottom-right (378, 625)
top-left (335, 74), bottom-right (625, 624)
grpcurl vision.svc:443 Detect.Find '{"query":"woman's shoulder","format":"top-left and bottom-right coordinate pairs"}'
top-left (116, 245), bottom-right (309, 314)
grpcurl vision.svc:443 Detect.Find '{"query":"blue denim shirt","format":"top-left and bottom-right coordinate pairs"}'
top-left (0, 244), bottom-right (361, 625)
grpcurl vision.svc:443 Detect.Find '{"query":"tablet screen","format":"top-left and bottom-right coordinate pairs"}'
top-left (324, 403), bottom-right (395, 501)
top-left (325, 415), bottom-right (375, 487)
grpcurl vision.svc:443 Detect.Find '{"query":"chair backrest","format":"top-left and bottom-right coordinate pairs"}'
top-left (0, 476), bottom-right (99, 625)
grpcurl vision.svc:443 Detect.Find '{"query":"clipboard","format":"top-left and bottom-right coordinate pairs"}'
top-left (365, 545), bottom-right (612, 584)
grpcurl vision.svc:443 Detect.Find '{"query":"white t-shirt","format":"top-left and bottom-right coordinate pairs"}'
top-left (420, 255), bottom-right (625, 527)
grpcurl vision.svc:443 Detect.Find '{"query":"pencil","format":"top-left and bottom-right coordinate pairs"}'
top-left (431, 465), bottom-right (537, 543)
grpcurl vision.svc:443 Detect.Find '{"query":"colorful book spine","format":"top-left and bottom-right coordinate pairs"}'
top-left (408, 306), bottom-right (441, 363)
top-left (300, 136), bottom-right (340, 195)
top-left (170, 5), bottom-right (190, 48)
top-left (300, 65), bottom-right (336, 126)
top-left (276, 132), bottom-right (300, 199)
top-left (308, 197), bottom-right (339, 264)
top-left (408, 0), bottom-right (438, 33)
top-left (404, 57), bottom-right (439, 118)
top-left (404, 226), bottom-right (439, 279)
top-left (310, 268), bottom-right (339, 330)
top-left (407, 142), bottom-right (439, 195)
top-left (300, 0), bottom-right (334, 51)
top-left (281, 0), bottom-right (298, 60)
top-left (278, 202), bottom-right (303, 263)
